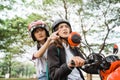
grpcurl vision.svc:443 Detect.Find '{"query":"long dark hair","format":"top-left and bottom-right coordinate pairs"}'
top-left (37, 37), bottom-right (48, 50)
top-left (51, 36), bottom-right (73, 51)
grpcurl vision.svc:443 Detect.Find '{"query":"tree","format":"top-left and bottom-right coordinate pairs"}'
top-left (0, 0), bottom-right (119, 79)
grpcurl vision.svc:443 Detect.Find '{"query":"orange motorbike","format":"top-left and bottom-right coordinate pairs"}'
top-left (83, 53), bottom-right (120, 80)
top-left (68, 32), bottom-right (120, 80)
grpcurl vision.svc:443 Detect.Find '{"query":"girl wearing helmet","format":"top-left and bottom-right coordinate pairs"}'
top-left (47, 19), bottom-right (86, 80)
top-left (28, 20), bottom-right (59, 80)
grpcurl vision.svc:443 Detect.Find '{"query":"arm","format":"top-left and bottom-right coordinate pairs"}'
top-left (68, 47), bottom-right (85, 68)
top-left (34, 31), bottom-right (60, 58)
top-left (33, 37), bottom-right (51, 58)
top-left (47, 45), bottom-right (72, 80)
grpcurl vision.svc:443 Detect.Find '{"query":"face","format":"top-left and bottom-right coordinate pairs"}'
top-left (57, 23), bottom-right (71, 38)
top-left (33, 28), bottom-right (47, 42)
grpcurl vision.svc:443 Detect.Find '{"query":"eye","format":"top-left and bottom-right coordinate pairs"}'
top-left (60, 26), bottom-right (63, 28)
top-left (65, 25), bottom-right (69, 28)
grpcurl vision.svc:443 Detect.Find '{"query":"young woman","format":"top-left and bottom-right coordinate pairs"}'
top-left (47, 19), bottom-right (86, 80)
top-left (28, 20), bottom-right (59, 80)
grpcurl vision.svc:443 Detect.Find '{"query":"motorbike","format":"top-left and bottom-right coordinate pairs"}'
top-left (68, 32), bottom-right (120, 80)
top-left (83, 53), bottom-right (120, 80)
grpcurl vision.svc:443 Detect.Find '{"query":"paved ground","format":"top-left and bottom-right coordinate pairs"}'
top-left (84, 75), bottom-right (100, 80)
top-left (83, 71), bottom-right (101, 80)
top-left (91, 75), bottom-right (100, 80)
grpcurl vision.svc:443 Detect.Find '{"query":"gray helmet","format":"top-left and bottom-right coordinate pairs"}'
top-left (52, 19), bottom-right (72, 32)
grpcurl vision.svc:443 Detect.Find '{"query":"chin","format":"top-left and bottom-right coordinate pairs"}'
top-left (62, 36), bottom-right (68, 38)
top-left (37, 38), bottom-right (45, 41)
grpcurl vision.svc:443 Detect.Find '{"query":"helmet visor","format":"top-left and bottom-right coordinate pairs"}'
top-left (30, 24), bottom-right (49, 33)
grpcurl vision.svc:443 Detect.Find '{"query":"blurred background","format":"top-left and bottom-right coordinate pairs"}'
top-left (0, 0), bottom-right (120, 80)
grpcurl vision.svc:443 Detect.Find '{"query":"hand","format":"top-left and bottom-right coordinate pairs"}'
top-left (68, 56), bottom-right (85, 68)
top-left (49, 30), bottom-right (60, 40)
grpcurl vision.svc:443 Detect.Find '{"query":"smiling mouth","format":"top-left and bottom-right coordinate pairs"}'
top-left (63, 32), bottom-right (68, 34)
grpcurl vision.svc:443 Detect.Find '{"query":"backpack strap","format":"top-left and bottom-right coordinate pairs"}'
top-left (57, 48), bottom-right (60, 56)
top-left (46, 48), bottom-right (60, 80)
top-left (46, 62), bottom-right (49, 80)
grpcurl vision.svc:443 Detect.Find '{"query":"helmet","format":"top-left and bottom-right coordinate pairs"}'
top-left (52, 19), bottom-right (72, 32)
top-left (28, 20), bottom-right (49, 41)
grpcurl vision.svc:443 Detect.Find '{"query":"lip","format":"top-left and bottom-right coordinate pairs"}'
top-left (62, 30), bottom-right (67, 33)
top-left (62, 31), bottom-right (68, 34)
top-left (38, 36), bottom-right (43, 38)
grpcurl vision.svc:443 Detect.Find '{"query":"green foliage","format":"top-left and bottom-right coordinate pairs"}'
top-left (68, 0), bottom-right (83, 4)
top-left (0, 61), bottom-right (35, 78)
top-left (93, 0), bottom-right (120, 4)
top-left (27, 13), bottom-right (45, 23)
top-left (0, 78), bottom-right (35, 80)
top-left (43, 0), bottom-right (54, 4)
top-left (0, 4), bottom-right (12, 10)
top-left (0, 10), bottom-right (48, 77)
top-left (0, 0), bottom-right (120, 78)
top-left (0, 0), bottom-right (18, 11)
top-left (21, 0), bottom-right (26, 3)
top-left (0, 17), bottom-right (26, 51)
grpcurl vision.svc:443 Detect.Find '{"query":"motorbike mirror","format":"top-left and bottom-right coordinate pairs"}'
top-left (113, 44), bottom-right (118, 54)
top-left (68, 32), bottom-right (81, 46)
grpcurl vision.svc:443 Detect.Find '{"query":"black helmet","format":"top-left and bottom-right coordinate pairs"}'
top-left (28, 20), bottom-right (49, 41)
top-left (52, 19), bottom-right (72, 32)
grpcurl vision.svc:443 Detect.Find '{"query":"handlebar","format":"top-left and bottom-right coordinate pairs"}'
top-left (71, 59), bottom-right (99, 69)
top-left (70, 53), bottom-right (115, 71)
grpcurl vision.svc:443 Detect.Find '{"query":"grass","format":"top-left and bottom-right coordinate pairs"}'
top-left (0, 78), bottom-right (37, 80)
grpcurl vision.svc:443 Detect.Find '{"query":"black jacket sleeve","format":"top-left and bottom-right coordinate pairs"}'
top-left (47, 45), bottom-right (72, 80)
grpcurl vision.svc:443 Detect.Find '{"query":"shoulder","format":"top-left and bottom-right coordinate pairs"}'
top-left (27, 45), bottom-right (37, 54)
top-left (48, 43), bottom-right (57, 50)
top-left (48, 43), bottom-right (63, 51)
top-left (48, 44), bottom-right (62, 55)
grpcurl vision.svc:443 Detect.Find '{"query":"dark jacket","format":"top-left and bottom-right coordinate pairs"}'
top-left (47, 44), bottom-right (85, 80)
